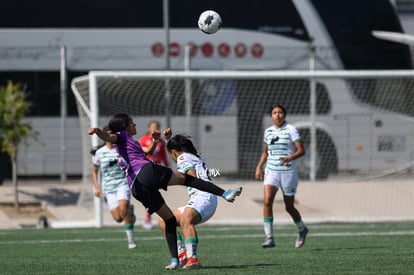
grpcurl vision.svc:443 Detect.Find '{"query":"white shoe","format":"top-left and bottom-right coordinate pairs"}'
top-left (262, 237), bottom-right (275, 248)
top-left (222, 186), bottom-right (243, 202)
top-left (295, 227), bottom-right (309, 248)
top-left (165, 261), bottom-right (179, 270)
top-left (142, 222), bottom-right (154, 230)
top-left (128, 241), bottom-right (137, 249)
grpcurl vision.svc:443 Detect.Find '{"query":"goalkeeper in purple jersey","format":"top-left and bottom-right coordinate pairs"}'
top-left (88, 113), bottom-right (242, 270)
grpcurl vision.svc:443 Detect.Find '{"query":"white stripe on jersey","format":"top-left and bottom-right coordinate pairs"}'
top-left (93, 146), bottom-right (128, 193)
top-left (176, 152), bottom-right (212, 198)
top-left (263, 122), bottom-right (301, 172)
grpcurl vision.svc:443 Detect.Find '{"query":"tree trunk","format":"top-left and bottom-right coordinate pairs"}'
top-left (12, 153), bottom-right (19, 211)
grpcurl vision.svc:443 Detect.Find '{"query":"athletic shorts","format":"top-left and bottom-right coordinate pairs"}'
top-left (177, 192), bottom-right (217, 224)
top-left (131, 162), bottom-right (173, 214)
top-left (263, 169), bottom-right (299, 196)
top-left (104, 184), bottom-right (131, 210)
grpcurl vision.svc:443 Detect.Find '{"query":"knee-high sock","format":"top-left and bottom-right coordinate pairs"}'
top-left (184, 174), bottom-right (224, 196)
top-left (165, 217), bottom-right (178, 258)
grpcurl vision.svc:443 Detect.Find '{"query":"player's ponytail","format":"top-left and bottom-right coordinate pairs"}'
top-left (167, 134), bottom-right (200, 157)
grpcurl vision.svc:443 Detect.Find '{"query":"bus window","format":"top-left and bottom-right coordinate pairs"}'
top-left (311, 0), bottom-right (412, 69)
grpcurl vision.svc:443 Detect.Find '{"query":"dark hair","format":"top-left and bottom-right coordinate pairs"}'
top-left (108, 114), bottom-right (131, 132)
top-left (269, 104), bottom-right (286, 116)
top-left (167, 135), bottom-right (199, 157)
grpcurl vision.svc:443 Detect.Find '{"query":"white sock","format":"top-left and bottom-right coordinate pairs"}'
top-left (126, 229), bottom-right (135, 243)
top-left (264, 217), bottom-right (273, 238)
top-left (185, 237), bottom-right (198, 258)
top-left (177, 233), bottom-right (186, 255)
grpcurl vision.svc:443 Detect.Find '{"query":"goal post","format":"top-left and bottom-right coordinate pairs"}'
top-left (72, 69), bottom-right (414, 226)
top-left (85, 68), bottom-right (414, 176)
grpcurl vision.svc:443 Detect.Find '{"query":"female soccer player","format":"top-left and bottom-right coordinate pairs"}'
top-left (88, 113), bottom-right (242, 270)
top-left (255, 104), bottom-right (309, 249)
top-left (159, 135), bottom-right (217, 269)
top-left (91, 127), bottom-right (136, 249)
top-left (138, 120), bottom-right (169, 230)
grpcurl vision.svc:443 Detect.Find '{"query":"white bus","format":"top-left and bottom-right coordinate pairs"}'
top-left (0, 0), bottom-right (413, 180)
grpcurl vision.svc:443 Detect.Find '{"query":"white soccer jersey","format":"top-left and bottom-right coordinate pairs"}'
top-left (93, 146), bottom-right (128, 193)
top-left (176, 152), bottom-right (212, 198)
top-left (263, 122), bottom-right (302, 172)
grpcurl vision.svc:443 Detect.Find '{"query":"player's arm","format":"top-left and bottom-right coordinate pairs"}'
top-left (280, 140), bottom-right (305, 165)
top-left (88, 128), bottom-right (118, 143)
top-left (163, 128), bottom-right (172, 140)
top-left (141, 130), bottom-right (161, 154)
top-left (91, 165), bottom-right (102, 198)
top-left (255, 144), bottom-right (268, 180)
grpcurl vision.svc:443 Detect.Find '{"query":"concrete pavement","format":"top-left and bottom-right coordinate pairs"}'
top-left (0, 177), bottom-right (413, 229)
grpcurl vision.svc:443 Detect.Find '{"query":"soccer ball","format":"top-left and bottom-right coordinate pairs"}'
top-left (198, 10), bottom-right (222, 34)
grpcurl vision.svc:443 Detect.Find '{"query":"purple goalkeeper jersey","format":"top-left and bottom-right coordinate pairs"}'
top-left (114, 130), bottom-right (150, 188)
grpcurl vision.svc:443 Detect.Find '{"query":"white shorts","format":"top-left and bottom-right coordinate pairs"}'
top-left (104, 184), bottom-right (131, 210)
top-left (178, 193), bottom-right (217, 224)
top-left (263, 170), bottom-right (299, 196)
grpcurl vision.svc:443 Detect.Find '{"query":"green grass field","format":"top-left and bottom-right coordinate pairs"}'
top-left (0, 222), bottom-right (413, 274)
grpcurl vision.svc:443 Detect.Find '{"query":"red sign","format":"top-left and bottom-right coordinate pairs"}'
top-left (151, 42), bottom-right (264, 59)
top-left (234, 43), bottom-right (247, 58)
top-left (169, 42), bottom-right (180, 57)
top-left (251, 43), bottom-right (264, 58)
top-left (218, 43), bottom-right (230, 57)
top-left (201, 43), bottom-right (214, 57)
top-left (151, 42), bottom-right (164, 57)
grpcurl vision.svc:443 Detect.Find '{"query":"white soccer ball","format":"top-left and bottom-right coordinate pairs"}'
top-left (198, 10), bottom-right (222, 34)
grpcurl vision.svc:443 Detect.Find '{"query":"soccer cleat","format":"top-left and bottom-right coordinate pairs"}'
top-left (262, 237), bottom-right (275, 248)
top-left (182, 258), bottom-right (201, 269)
top-left (295, 226), bottom-right (309, 248)
top-left (165, 260), bottom-right (179, 270)
top-left (222, 186), bottom-right (243, 202)
top-left (128, 241), bottom-right (137, 249)
top-left (142, 221), bottom-right (154, 230)
top-left (178, 251), bottom-right (188, 267)
top-left (128, 204), bottom-right (136, 225)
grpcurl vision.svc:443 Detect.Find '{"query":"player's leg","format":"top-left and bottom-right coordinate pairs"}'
top-left (117, 185), bottom-right (137, 249)
top-left (167, 170), bottom-right (242, 202)
top-left (138, 163), bottom-right (242, 202)
top-left (158, 208), bottom-right (187, 267)
top-left (143, 210), bottom-right (153, 230)
top-left (180, 207), bottom-right (202, 269)
top-left (106, 192), bottom-right (123, 223)
top-left (180, 194), bottom-right (217, 269)
top-left (262, 184), bottom-right (277, 248)
top-left (281, 172), bottom-right (308, 248)
top-left (118, 199), bottom-right (136, 249)
top-left (156, 204), bottom-right (180, 270)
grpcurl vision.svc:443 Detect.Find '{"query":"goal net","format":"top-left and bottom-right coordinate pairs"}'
top-left (71, 70), bottom-right (414, 226)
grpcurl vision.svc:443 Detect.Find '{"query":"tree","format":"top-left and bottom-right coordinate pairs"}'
top-left (0, 81), bottom-right (33, 210)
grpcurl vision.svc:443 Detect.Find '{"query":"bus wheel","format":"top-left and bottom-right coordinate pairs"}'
top-left (297, 129), bottom-right (338, 180)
